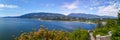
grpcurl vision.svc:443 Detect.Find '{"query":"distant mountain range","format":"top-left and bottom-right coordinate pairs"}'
top-left (3, 12), bottom-right (117, 19)
top-left (68, 13), bottom-right (116, 19)
top-left (4, 12), bottom-right (66, 18)
top-left (19, 12), bottom-right (65, 18)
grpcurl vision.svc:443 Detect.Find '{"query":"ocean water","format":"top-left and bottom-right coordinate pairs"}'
top-left (0, 18), bottom-right (97, 40)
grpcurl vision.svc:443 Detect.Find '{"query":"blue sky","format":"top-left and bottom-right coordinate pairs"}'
top-left (0, 0), bottom-right (120, 17)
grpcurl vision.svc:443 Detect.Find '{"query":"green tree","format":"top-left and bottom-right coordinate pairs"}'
top-left (97, 20), bottom-right (102, 28)
top-left (111, 26), bottom-right (120, 40)
top-left (106, 19), bottom-right (116, 28)
top-left (118, 10), bottom-right (120, 25)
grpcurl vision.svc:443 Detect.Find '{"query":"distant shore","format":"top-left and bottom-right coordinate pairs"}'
top-left (38, 18), bottom-right (96, 24)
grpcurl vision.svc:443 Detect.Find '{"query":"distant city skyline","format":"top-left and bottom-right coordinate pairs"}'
top-left (0, 0), bottom-right (120, 17)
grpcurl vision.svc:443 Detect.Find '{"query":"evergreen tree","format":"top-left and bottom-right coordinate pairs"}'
top-left (118, 10), bottom-right (120, 25)
top-left (97, 20), bottom-right (102, 28)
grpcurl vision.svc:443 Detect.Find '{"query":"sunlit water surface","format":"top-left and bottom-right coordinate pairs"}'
top-left (0, 18), bottom-right (97, 40)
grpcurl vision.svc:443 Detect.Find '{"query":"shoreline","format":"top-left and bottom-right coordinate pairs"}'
top-left (38, 19), bottom-right (96, 24)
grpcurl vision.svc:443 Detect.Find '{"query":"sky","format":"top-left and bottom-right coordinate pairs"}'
top-left (0, 0), bottom-right (120, 17)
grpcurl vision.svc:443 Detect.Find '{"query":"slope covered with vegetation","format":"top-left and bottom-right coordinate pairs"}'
top-left (94, 10), bottom-right (120, 40)
top-left (16, 28), bottom-right (89, 40)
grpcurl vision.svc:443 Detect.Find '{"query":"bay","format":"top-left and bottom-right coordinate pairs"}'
top-left (0, 18), bottom-right (97, 40)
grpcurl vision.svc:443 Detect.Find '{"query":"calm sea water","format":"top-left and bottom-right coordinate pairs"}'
top-left (0, 18), bottom-right (97, 40)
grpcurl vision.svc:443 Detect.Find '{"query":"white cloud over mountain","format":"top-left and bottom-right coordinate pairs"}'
top-left (61, 0), bottom-right (80, 15)
top-left (60, 0), bottom-right (120, 17)
top-left (96, 3), bottom-right (120, 17)
top-left (61, 0), bottom-right (79, 10)
top-left (0, 4), bottom-right (19, 9)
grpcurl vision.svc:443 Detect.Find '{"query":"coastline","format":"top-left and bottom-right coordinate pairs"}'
top-left (38, 18), bottom-right (96, 24)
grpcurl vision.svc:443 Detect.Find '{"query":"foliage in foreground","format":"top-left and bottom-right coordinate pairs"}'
top-left (93, 27), bottom-right (110, 36)
top-left (94, 19), bottom-right (120, 40)
top-left (94, 19), bottom-right (116, 36)
top-left (16, 28), bottom-right (89, 40)
top-left (111, 26), bottom-right (120, 40)
top-left (94, 26), bottom-right (120, 40)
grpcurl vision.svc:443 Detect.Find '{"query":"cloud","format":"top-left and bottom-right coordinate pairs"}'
top-left (90, 8), bottom-right (94, 10)
top-left (62, 12), bottom-right (71, 15)
top-left (0, 4), bottom-right (4, 8)
top-left (97, 3), bottom-right (120, 17)
top-left (0, 4), bottom-right (19, 9)
top-left (89, 0), bottom-right (120, 17)
top-left (90, 7), bottom-right (97, 10)
top-left (40, 4), bottom-right (54, 7)
top-left (61, 0), bottom-right (79, 10)
top-left (61, 0), bottom-right (80, 15)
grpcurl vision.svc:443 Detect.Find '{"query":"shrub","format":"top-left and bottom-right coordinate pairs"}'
top-left (111, 26), bottom-right (120, 40)
top-left (16, 28), bottom-right (89, 40)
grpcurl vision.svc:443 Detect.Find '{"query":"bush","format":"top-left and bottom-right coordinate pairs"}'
top-left (94, 25), bottom-right (120, 40)
top-left (94, 19), bottom-right (117, 36)
top-left (111, 26), bottom-right (120, 40)
top-left (93, 27), bottom-right (109, 36)
top-left (16, 28), bottom-right (89, 40)
top-left (68, 29), bottom-right (89, 40)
